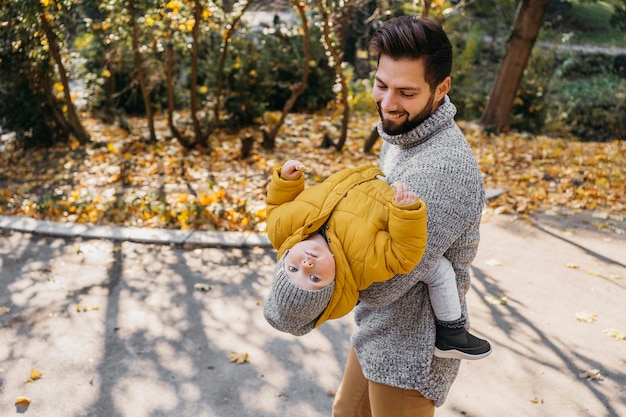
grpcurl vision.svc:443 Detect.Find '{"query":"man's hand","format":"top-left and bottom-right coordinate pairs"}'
top-left (281, 160), bottom-right (307, 180)
top-left (392, 182), bottom-right (419, 207)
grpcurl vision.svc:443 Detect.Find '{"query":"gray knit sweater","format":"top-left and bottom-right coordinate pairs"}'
top-left (263, 96), bottom-right (485, 407)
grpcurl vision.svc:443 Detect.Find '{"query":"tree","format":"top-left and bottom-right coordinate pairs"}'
top-left (315, 0), bottom-right (351, 150)
top-left (478, 0), bottom-right (550, 133)
top-left (35, 0), bottom-right (91, 145)
top-left (128, 0), bottom-right (156, 142)
top-left (261, 1), bottom-right (311, 150)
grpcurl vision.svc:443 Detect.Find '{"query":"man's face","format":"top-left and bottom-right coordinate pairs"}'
top-left (372, 55), bottom-right (449, 136)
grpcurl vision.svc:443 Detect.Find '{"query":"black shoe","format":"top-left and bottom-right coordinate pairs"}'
top-left (434, 325), bottom-right (492, 360)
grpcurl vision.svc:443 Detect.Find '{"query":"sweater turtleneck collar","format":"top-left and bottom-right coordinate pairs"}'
top-left (377, 95), bottom-right (457, 149)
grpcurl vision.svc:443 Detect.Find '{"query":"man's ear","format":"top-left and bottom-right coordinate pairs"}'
top-left (435, 76), bottom-right (451, 102)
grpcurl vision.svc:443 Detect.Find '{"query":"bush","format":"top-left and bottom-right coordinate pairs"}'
top-left (545, 74), bottom-right (626, 141)
top-left (0, 54), bottom-right (70, 148)
top-left (217, 23), bottom-right (335, 129)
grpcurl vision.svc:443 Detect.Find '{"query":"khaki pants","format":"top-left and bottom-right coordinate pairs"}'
top-left (332, 348), bottom-right (435, 417)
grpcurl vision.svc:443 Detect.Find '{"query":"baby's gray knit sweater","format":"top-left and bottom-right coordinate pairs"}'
top-left (263, 96), bottom-right (485, 407)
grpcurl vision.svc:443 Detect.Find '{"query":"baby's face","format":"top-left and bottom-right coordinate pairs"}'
top-left (284, 235), bottom-right (336, 290)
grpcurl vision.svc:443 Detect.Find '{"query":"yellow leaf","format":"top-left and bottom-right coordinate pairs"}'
top-left (530, 397), bottom-right (543, 404)
top-left (485, 258), bottom-right (501, 266)
top-left (24, 368), bottom-right (42, 384)
top-left (575, 310), bottom-right (597, 323)
top-left (186, 19), bottom-right (196, 32)
top-left (0, 306), bottom-right (10, 316)
top-left (594, 177), bottom-right (609, 190)
top-left (579, 369), bottom-right (603, 380)
top-left (194, 283), bottom-right (212, 291)
top-left (15, 397), bottom-right (31, 407)
top-left (603, 328), bottom-right (626, 341)
top-left (102, 69), bottom-right (111, 78)
top-left (485, 295), bottom-right (508, 306)
top-left (228, 352), bottom-right (249, 364)
top-left (566, 263), bottom-right (580, 269)
top-left (30, 368), bottom-right (42, 380)
top-left (54, 82), bottom-right (64, 92)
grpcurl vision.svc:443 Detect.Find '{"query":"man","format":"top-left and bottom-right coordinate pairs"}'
top-left (264, 16), bottom-right (486, 416)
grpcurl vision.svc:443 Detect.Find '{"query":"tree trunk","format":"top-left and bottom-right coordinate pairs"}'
top-left (36, 1), bottom-right (90, 145)
top-left (421, 0), bottom-right (432, 18)
top-left (261, 1), bottom-right (310, 150)
top-left (214, 1), bottom-right (253, 123)
top-left (165, 43), bottom-right (190, 148)
top-left (363, 125), bottom-right (379, 153)
top-left (128, 0), bottom-right (157, 142)
top-left (315, 0), bottom-right (350, 151)
top-left (478, 0), bottom-right (549, 133)
top-left (191, 0), bottom-right (209, 146)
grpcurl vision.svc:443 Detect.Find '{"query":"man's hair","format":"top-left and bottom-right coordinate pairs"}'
top-left (368, 16), bottom-right (452, 91)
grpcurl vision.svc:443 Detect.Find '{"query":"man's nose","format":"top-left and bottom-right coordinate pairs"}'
top-left (380, 91), bottom-right (397, 111)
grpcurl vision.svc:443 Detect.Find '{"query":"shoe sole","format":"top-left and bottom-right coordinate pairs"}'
top-left (434, 347), bottom-right (492, 360)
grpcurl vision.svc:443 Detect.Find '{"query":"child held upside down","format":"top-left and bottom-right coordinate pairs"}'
top-left (264, 159), bottom-right (491, 360)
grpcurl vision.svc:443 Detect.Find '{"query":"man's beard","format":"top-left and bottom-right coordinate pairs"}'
top-left (377, 93), bottom-right (435, 136)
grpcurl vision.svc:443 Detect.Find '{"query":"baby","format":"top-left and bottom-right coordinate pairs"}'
top-left (265, 160), bottom-right (491, 360)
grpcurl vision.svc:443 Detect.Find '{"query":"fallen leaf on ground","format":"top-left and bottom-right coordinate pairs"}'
top-left (2, 116), bottom-right (625, 233)
top-left (15, 397), bottom-right (31, 406)
top-left (0, 306), bottom-right (10, 316)
top-left (485, 295), bottom-right (508, 306)
top-left (228, 351), bottom-right (250, 364)
top-left (575, 310), bottom-right (597, 323)
top-left (75, 304), bottom-right (99, 312)
top-left (194, 283), bottom-right (212, 291)
top-left (530, 397), bottom-right (543, 404)
top-left (603, 328), bottom-right (626, 341)
top-left (485, 258), bottom-right (501, 266)
top-left (566, 263), bottom-right (580, 269)
top-left (579, 369), bottom-right (603, 380)
top-left (24, 368), bottom-right (42, 383)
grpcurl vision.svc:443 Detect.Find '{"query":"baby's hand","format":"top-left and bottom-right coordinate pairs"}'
top-left (281, 160), bottom-right (307, 180)
top-left (392, 182), bottom-right (419, 207)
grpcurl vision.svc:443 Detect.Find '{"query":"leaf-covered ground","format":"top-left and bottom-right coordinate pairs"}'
top-left (1, 112), bottom-right (625, 236)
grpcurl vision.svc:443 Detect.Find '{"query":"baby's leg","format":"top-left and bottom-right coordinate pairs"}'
top-left (423, 257), bottom-right (491, 360)
top-left (422, 257), bottom-right (462, 322)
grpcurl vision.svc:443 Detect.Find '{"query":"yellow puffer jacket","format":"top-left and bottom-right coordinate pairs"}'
top-left (266, 164), bottom-right (427, 326)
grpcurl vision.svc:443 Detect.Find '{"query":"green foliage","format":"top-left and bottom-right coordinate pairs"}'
top-left (544, 0), bottom-right (626, 45)
top-left (0, 50), bottom-right (69, 147)
top-left (510, 45), bottom-right (560, 133)
top-left (544, 74), bottom-right (626, 140)
top-left (445, 0), bottom-right (626, 141)
top-left (449, 22), bottom-right (489, 121)
top-left (610, 0), bottom-right (626, 31)
top-left (0, 0), bottom-right (71, 147)
top-left (218, 23), bottom-right (334, 130)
